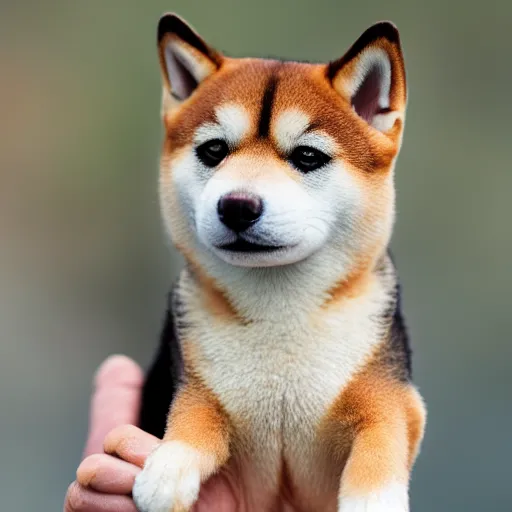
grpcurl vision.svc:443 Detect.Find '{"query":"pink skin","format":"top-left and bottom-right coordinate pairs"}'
top-left (63, 356), bottom-right (240, 512)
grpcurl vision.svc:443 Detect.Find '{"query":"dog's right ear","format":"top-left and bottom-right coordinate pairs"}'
top-left (157, 14), bottom-right (223, 109)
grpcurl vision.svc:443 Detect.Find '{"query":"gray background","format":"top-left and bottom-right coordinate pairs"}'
top-left (1, 1), bottom-right (510, 510)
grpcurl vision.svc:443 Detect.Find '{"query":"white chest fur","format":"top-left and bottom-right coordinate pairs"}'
top-left (178, 272), bottom-right (389, 489)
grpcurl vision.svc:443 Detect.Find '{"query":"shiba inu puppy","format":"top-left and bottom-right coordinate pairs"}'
top-left (133, 13), bottom-right (426, 512)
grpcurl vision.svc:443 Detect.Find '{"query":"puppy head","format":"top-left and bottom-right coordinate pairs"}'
top-left (157, 14), bottom-right (406, 270)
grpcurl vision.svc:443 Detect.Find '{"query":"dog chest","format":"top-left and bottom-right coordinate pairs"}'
top-left (188, 307), bottom-right (380, 458)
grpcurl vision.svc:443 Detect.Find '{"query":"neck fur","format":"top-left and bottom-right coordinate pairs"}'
top-left (180, 241), bottom-right (392, 324)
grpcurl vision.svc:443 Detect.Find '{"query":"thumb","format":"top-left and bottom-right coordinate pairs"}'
top-left (83, 355), bottom-right (144, 458)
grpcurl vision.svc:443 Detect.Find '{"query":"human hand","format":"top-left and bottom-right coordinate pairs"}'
top-left (64, 355), bottom-right (239, 511)
top-left (64, 355), bottom-right (148, 511)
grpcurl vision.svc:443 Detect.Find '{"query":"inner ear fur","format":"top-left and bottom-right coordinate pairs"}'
top-left (157, 13), bottom-right (223, 103)
top-left (327, 22), bottom-right (407, 133)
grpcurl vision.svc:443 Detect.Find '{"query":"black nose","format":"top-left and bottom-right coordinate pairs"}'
top-left (217, 193), bottom-right (263, 233)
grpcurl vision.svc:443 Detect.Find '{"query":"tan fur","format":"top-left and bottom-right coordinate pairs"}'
top-left (176, 246), bottom-right (244, 323)
top-left (160, 58), bottom-right (402, 284)
top-left (162, 60), bottom-right (400, 172)
top-left (404, 387), bottom-right (427, 470)
top-left (163, 372), bottom-right (231, 466)
top-left (215, 147), bottom-right (304, 183)
top-left (320, 347), bottom-right (425, 498)
top-left (133, 14), bottom-right (426, 512)
top-left (323, 262), bottom-right (373, 306)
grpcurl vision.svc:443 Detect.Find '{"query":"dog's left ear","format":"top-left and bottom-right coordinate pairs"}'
top-left (327, 22), bottom-right (406, 134)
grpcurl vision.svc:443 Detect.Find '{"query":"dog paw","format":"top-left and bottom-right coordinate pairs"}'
top-left (133, 441), bottom-right (214, 512)
top-left (338, 482), bottom-right (409, 512)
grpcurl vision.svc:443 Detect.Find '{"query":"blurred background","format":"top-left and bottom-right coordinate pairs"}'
top-left (1, 0), bottom-right (510, 510)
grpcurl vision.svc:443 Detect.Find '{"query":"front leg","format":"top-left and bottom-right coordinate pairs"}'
top-left (133, 377), bottom-right (231, 512)
top-left (334, 384), bottom-right (426, 512)
top-left (338, 421), bottom-right (409, 512)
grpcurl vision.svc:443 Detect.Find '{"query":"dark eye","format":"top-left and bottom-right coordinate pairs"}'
top-left (196, 139), bottom-right (229, 167)
top-left (289, 146), bottom-right (331, 173)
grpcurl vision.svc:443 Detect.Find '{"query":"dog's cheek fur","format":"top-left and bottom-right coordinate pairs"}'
top-left (160, 146), bottom-right (204, 252)
top-left (316, 159), bottom-right (395, 277)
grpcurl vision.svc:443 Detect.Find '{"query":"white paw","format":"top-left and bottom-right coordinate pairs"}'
top-left (133, 441), bottom-right (213, 512)
top-left (338, 482), bottom-right (409, 512)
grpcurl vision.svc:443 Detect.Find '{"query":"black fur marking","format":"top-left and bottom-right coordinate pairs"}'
top-left (379, 251), bottom-right (412, 382)
top-left (326, 22), bottom-right (400, 82)
top-left (305, 121), bottom-right (322, 132)
top-left (388, 282), bottom-right (412, 381)
top-left (139, 287), bottom-right (184, 439)
top-left (158, 14), bottom-right (220, 65)
top-left (258, 75), bottom-right (278, 138)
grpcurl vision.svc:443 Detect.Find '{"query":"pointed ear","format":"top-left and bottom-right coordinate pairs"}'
top-left (327, 22), bottom-right (406, 133)
top-left (157, 14), bottom-right (223, 106)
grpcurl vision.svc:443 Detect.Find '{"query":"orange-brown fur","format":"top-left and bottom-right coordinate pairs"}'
top-left (161, 59), bottom-right (401, 299)
top-left (323, 260), bottom-right (374, 306)
top-left (404, 389), bottom-right (427, 470)
top-left (133, 14), bottom-right (426, 512)
top-left (163, 373), bottom-right (231, 466)
top-left (320, 346), bottom-right (424, 497)
top-left (177, 249), bottom-right (243, 324)
top-left (163, 59), bottom-right (399, 174)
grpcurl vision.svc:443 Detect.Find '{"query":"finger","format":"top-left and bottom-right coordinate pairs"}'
top-left (64, 482), bottom-right (137, 512)
top-left (84, 355), bottom-right (144, 457)
top-left (77, 454), bottom-right (140, 495)
top-left (104, 424), bottom-right (160, 468)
